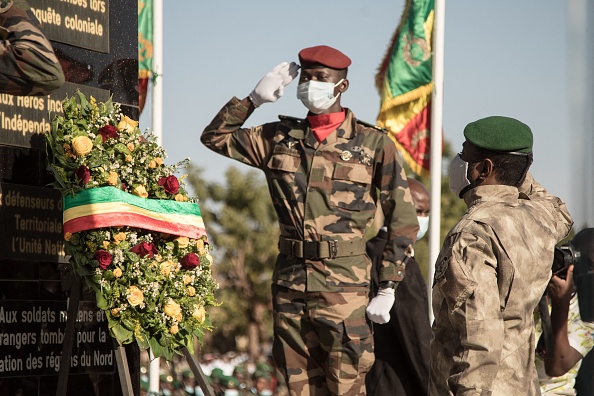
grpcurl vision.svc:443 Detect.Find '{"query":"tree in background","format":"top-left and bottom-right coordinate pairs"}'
top-left (187, 165), bottom-right (279, 359)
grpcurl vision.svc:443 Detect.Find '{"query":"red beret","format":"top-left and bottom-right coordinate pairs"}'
top-left (298, 45), bottom-right (351, 69)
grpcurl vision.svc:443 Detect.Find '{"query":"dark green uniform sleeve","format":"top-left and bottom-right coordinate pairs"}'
top-left (375, 135), bottom-right (419, 283)
top-left (201, 96), bottom-right (276, 168)
top-left (0, 0), bottom-right (65, 96)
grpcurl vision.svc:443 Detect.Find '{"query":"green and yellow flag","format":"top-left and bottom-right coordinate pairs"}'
top-left (376, 0), bottom-right (436, 177)
top-left (138, 0), bottom-right (153, 114)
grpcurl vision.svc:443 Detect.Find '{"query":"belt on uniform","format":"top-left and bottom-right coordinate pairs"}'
top-left (278, 236), bottom-right (366, 259)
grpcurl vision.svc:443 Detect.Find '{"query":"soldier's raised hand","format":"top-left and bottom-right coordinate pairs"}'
top-left (249, 62), bottom-right (300, 107)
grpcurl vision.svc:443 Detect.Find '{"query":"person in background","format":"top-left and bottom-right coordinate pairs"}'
top-left (430, 116), bottom-right (573, 395)
top-left (365, 178), bottom-right (431, 395)
top-left (201, 44), bottom-right (418, 395)
top-left (536, 228), bottom-right (594, 395)
top-left (0, 0), bottom-right (64, 95)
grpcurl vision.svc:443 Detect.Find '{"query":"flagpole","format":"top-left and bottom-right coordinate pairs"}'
top-left (149, 0), bottom-right (163, 393)
top-left (428, 0), bottom-right (445, 324)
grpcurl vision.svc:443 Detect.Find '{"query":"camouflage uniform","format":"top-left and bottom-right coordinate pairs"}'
top-left (201, 97), bottom-right (418, 396)
top-left (430, 173), bottom-right (573, 395)
top-left (0, 0), bottom-right (64, 95)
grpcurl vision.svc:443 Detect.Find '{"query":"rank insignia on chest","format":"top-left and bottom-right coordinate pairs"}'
top-left (359, 153), bottom-right (372, 165)
top-left (340, 150), bottom-right (353, 161)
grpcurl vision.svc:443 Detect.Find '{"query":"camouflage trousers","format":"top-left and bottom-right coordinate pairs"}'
top-left (272, 285), bottom-right (375, 396)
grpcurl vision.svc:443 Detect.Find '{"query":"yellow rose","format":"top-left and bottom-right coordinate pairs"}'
top-left (174, 194), bottom-right (188, 202)
top-left (111, 308), bottom-right (120, 317)
top-left (127, 143), bottom-right (135, 151)
top-left (103, 241), bottom-right (110, 249)
top-left (175, 236), bottom-right (189, 248)
top-left (187, 286), bottom-right (196, 296)
top-left (113, 268), bottom-right (123, 278)
top-left (148, 160), bottom-right (157, 169)
top-left (127, 286), bottom-right (144, 306)
top-left (184, 275), bottom-right (192, 285)
top-left (71, 136), bottom-right (93, 156)
top-left (160, 260), bottom-right (175, 277)
top-left (125, 154), bottom-right (133, 162)
top-left (169, 325), bottom-right (179, 335)
top-left (107, 171), bottom-right (118, 186)
top-left (64, 232), bottom-right (72, 241)
top-left (155, 157), bottom-right (163, 166)
top-left (192, 305), bottom-right (206, 322)
top-left (195, 239), bottom-right (204, 250)
top-left (163, 299), bottom-right (183, 321)
top-left (132, 185), bottom-right (148, 198)
top-left (117, 115), bottom-right (138, 133)
top-left (114, 232), bottom-right (127, 243)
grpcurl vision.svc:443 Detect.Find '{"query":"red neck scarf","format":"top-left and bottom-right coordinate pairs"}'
top-left (307, 110), bottom-right (346, 143)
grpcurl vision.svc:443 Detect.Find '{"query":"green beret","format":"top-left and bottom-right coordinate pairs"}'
top-left (253, 369), bottom-right (270, 380)
top-left (464, 116), bottom-right (533, 154)
top-left (221, 375), bottom-right (240, 387)
top-left (210, 368), bottom-right (225, 380)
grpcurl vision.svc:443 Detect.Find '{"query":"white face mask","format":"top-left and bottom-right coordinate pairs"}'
top-left (297, 79), bottom-right (344, 114)
top-left (416, 216), bottom-right (429, 240)
top-left (448, 154), bottom-right (472, 198)
top-left (224, 390), bottom-right (239, 396)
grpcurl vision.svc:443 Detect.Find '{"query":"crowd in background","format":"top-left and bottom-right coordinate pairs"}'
top-left (140, 351), bottom-right (286, 396)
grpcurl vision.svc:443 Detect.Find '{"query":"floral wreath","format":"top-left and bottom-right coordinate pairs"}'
top-left (45, 92), bottom-right (218, 360)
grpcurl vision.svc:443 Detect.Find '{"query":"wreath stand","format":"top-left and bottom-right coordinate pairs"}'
top-left (56, 274), bottom-right (215, 396)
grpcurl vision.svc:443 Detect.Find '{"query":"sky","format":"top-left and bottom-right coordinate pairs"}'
top-left (140, 0), bottom-right (573, 216)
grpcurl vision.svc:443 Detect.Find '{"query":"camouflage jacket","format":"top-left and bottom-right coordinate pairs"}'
top-left (430, 176), bottom-right (573, 396)
top-left (0, 0), bottom-right (64, 96)
top-left (201, 97), bottom-right (418, 293)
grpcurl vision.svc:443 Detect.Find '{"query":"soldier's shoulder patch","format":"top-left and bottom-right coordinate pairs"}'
top-left (278, 115), bottom-right (304, 123)
top-left (355, 119), bottom-right (388, 133)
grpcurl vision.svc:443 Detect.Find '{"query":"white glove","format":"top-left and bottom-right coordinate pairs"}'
top-left (366, 287), bottom-right (395, 324)
top-left (249, 61), bottom-right (300, 107)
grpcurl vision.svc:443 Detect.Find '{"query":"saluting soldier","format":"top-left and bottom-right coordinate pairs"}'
top-left (430, 116), bottom-right (573, 395)
top-left (0, 0), bottom-right (64, 95)
top-left (201, 45), bottom-right (419, 396)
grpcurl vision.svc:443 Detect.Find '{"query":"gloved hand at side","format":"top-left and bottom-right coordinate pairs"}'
top-left (249, 61), bottom-right (300, 107)
top-left (366, 287), bottom-right (396, 324)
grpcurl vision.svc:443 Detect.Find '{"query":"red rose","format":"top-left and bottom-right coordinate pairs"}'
top-left (75, 165), bottom-right (90, 184)
top-left (180, 253), bottom-right (200, 270)
top-left (157, 175), bottom-right (180, 195)
top-left (94, 250), bottom-right (113, 269)
top-left (130, 242), bottom-right (158, 258)
top-left (98, 125), bottom-right (119, 142)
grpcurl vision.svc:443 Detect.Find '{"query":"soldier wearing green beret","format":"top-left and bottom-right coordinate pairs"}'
top-left (430, 116), bottom-right (573, 395)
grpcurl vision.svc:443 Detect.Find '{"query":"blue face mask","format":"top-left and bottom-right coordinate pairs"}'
top-left (416, 216), bottom-right (429, 240)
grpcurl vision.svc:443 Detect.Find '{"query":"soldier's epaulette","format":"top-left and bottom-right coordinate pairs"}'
top-left (356, 119), bottom-right (388, 133)
top-left (278, 115), bottom-right (304, 123)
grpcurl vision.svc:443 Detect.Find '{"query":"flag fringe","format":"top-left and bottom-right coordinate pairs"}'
top-left (392, 138), bottom-right (431, 178)
top-left (379, 82), bottom-right (433, 114)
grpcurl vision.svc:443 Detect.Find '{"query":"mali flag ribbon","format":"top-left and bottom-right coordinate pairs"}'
top-left (376, 0), bottom-right (435, 177)
top-left (63, 187), bottom-right (207, 239)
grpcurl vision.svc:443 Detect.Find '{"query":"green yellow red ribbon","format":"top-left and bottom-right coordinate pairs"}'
top-left (63, 187), bottom-right (206, 239)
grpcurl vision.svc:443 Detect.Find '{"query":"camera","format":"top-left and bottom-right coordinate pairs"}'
top-left (551, 244), bottom-right (581, 279)
top-left (551, 242), bottom-right (594, 322)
